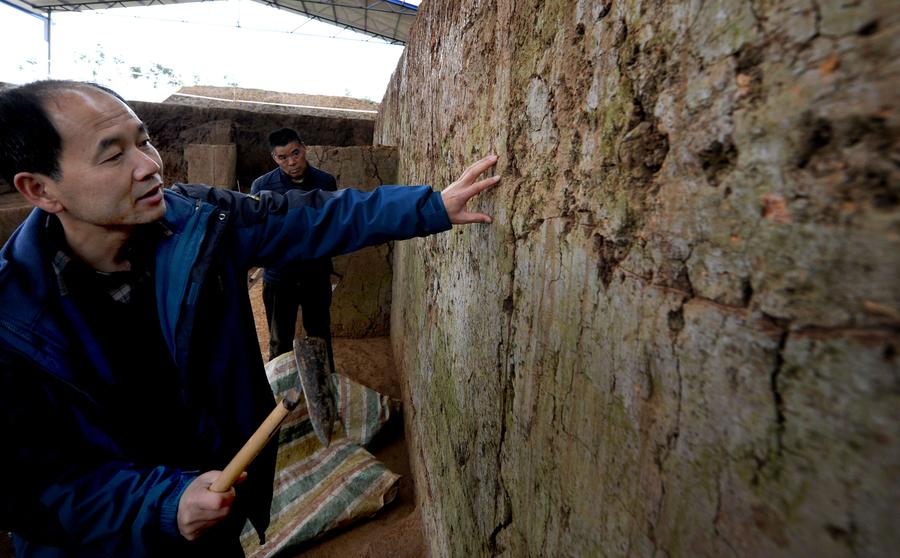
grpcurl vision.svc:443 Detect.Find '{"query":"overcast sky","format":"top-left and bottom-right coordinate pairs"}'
top-left (0, 0), bottom-right (418, 102)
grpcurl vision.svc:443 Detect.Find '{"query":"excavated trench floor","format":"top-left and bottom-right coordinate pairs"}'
top-left (0, 281), bottom-right (424, 558)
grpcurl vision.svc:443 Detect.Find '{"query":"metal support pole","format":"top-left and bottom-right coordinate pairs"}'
top-left (0, 0), bottom-right (51, 77)
top-left (45, 10), bottom-right (51, 77)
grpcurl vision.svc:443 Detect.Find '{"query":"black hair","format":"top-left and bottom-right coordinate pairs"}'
top-left (268, 128), bottom-right (304, 151)
top-left (0, 80), bottom-right (128, 186)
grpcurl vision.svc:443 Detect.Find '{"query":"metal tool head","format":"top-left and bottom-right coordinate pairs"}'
top-left (282, 387), bottom-right (302, 412)
top-left (293, 336), bottom-right (336, 447)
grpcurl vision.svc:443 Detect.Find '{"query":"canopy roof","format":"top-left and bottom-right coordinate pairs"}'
top-left (3, 0), bottom-right (419, 44)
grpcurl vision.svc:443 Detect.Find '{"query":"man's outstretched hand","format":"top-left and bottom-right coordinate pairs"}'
top-left (441, 155), bottom-right (501, 224)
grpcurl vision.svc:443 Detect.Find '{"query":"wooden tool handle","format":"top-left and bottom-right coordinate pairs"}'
top-left (209, 400), bottom-right (291, 493)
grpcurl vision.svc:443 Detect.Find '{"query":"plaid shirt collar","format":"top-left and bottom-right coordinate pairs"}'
top-left (46, 215), bottom-right (169, 304)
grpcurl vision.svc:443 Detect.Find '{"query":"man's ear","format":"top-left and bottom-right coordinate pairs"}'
top-left (13, 172), bottom-right (64, 214)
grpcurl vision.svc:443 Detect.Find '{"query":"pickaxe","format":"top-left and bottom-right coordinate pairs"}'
top-left (209, 336), bottom-right (337, 493)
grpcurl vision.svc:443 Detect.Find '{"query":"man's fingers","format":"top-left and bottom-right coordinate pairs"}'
top-left (198, 491), bottom-right (235, 511)
top-left (459, 154), bottom-right (499, 185)
top-left (188, 506), bottom-right (231, 524)
top-left (441, 154), bottom-right (501, 225)
top-left (457, 211), bottom-right (492, 224)
top-left (469, 175), bottom-right (501, 195)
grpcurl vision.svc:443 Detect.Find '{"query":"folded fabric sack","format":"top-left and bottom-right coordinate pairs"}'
top-left (240, 351), bottom-right (401, 558)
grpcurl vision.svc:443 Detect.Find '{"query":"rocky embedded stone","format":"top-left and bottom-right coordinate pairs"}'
top-left (819, 0), bottom-right (879, 36)
top-left (692, 0), bottom-right (760, 63)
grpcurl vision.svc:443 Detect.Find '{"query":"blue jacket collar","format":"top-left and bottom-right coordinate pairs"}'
top-left (0, 189), bottom-right (214, 381)
top-left (0, 209), bottom-right (85, 386)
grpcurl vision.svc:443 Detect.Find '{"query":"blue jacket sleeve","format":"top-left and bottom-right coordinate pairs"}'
top-left (38, 462), bottom-right (195, 550)
top-left (174, 184), bottom-right (452, 271)
top-left (0, 359), bottom-right (196, 554)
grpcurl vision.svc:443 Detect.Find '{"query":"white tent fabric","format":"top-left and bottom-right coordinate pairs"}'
top-left (5, 0), bottom-right (419, 44)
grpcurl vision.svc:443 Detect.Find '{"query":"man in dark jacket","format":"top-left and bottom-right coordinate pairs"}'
top-left (0, 80), bottom-right (500, 557)
top-left (250, 128), bottom-right (337, 361)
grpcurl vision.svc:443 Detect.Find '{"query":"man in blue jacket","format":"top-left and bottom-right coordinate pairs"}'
top-left (0, 80), bottom-right (500, 557)
top-left (250, 128), bottom-right (337, 361)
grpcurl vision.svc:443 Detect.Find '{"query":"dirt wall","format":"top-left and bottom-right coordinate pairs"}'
top-left (376, 1), bottom-right (899, 556)
top-left (308, 146), bottom-right (399, 337)
top-left (0, 96), bottom-right (375, 195)
top-left (0, 197), bottom-right (32, 246)
top-left (131, 101), bottom-right (375, 191)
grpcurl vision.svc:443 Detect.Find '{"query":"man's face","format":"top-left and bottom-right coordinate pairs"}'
top-left (41, 88), bottom-right (166, 230)
top-left (272, 141), bottom-right (307, 180)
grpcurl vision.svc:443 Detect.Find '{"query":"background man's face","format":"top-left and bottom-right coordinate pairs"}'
top-left (42, 88), bottom-right (166, 229)
top-left (272, 141), bottom-right (307, 180)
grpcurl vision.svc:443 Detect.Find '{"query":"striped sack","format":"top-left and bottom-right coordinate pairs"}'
top-left (240, 351), bottom-right (401, 557)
